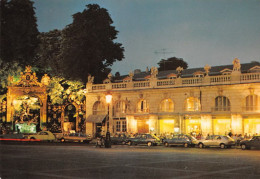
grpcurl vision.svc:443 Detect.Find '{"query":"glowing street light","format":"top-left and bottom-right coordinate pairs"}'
top-left (106, 94), bottom-right (112, 104)
top-left (105, 93), bottom-right (112, 148)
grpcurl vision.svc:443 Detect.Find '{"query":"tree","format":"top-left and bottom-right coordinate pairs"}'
top-left (157, 57), bottom-right (188, 71)
top-left (61, 4), bottom-right (124, 83)
top-left (47, 77), bottom-right (85, 105)
top-left (0, 0), bottom-right (39, 65)
top-left (34, 29), bottom-right (63, 76)
top-left (0, 58), bottom-right (23, 97)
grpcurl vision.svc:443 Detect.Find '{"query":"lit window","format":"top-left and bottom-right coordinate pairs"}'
top-left (137, 99), bottom-right (149, 112)
top-left (160, 99), bottom-right (174, 112)
top-left (185, 97), bottom-right (200, 111)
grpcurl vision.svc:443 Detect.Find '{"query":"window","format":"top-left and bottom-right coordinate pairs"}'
top-left (92, 101), bottom-right (106, 115)
top-left (114, 101), bottom-right (127, 114)
top-left (116, 121), bottom-right (121, 132)
top-left (160, 99), bottom-right (174, 112)
top-left (246, 95), bottom-right (259, 111)
top-left (114, 119), bottom-right (127, 133)
top-left (122, 121), bottom-right (127, 132)
top-left (184, 97), bottom-right (200, 111)
top-left (137, 99), bottom-right (149, 112)
top-left (215, 96), bottom-right (230, 111)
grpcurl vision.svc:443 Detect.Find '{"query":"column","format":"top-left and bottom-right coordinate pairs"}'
top-left (201, 115), bottom-right (212, 136)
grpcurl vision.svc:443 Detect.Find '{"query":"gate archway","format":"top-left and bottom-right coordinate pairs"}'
top-left (6, 66), bottom-right (50, 131)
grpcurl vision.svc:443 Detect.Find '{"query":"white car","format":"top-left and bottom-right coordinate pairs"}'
top-left (27, 131), bottom-right (56, 142)
top-left (198, 135), bottom-right (235, 149)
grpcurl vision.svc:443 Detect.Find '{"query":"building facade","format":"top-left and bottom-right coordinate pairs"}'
top-left (85, 59), bottom-right (260, 138)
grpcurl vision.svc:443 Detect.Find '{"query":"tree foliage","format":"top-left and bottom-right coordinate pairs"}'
top-left (157, 57), bottom-right (188, 71)
top-left (0, 0), bottom-right (39, 65)
top-left (34, 29), bottom-right (63, 76)
top-left (47, 77), bottom-right (85, 105)
top-left (0, 58), bottom-right (23, 96)
top-left (61, 4), bottom-right (124, 83)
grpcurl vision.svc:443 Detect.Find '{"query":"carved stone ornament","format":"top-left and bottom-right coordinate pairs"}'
top-left (204, 64), bottom-right (211, 76)
top-left (233, 58), bottom-right (241, 71)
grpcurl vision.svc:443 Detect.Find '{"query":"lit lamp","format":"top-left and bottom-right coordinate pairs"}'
top-left (105, 93), bottom-right (112, 148)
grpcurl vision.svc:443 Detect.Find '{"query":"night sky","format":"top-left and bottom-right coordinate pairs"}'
top-left (33, 0), bottom-right (260, 75)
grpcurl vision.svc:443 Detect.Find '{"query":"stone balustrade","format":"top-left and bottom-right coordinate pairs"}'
top-left (88, 72), bottom-right (260, 92)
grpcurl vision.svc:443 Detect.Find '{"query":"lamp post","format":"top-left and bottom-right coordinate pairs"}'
top-left (105, 93), bottom-right (112, 148)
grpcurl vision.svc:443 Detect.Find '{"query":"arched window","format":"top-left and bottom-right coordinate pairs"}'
top-left (137, 99), bottom-right (149, 113)
top-left (160, 99), bottom-right (174, 112)
top-left (185, 97), bottom-right (200, 111)
top-left (92, 101), bottom-right (106, 115)
top-left (246, 95), bottom-right (259, 111)
top-left (215, 96), bottom-right (230, 111)
top-left (114, 100), bottom-right (127, 114)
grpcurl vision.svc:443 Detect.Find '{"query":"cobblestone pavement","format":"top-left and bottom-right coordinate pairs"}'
top-left (0, 143), bottom-right (259, 179)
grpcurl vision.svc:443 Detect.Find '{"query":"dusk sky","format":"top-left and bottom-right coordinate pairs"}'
top-left (33, 0), bottom-right (260, 75)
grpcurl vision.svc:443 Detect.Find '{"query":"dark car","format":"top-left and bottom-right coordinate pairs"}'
top-left (163, 134), bottom-right (198, 147)
top-left (127, 133), bottom-right (160, 146)
top-left (240, 136), bottom-right (260, 150)
top-left (110, 133), bottom-right (128, 145)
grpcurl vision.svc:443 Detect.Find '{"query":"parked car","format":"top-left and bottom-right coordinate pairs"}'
top-left (58, 133), bottom-right (92, 143)
top-left (126, 134), bottom-right (160, 146)
top-left (240, 135), bottom-right (260, 150)
top-left (198, 135), bottom-right (235, 149)
top-left (27, 131), bottom-right (56, 142)
top-left (110, 133), bottom-right (128, 145)
top-left (163, 134), bottom-right (198, 147)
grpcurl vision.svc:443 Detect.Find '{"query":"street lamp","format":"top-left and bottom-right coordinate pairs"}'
top-left (105, 93), bottom-right (112, 148)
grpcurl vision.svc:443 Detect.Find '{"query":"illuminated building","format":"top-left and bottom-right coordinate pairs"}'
top-left (85, 59), bottom-right (260, 137)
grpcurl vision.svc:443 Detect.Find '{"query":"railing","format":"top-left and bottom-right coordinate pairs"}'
top-left (133, 81), bottom-right (150, 88)
top-left (112, 83), bottom-right (127, 89)
top-left (242, 106), bottom-right (260, 112)
top-left (212, 106), bottom-right (231, 112)
top-left (92, 84), bottom-right (106, 90)
top-left (210, 75), bottom-right (231, 84)
top-left (157, 79), bottom-right (175, 86)
top-left (90, 72), bottom-right (260, 92)
top-left (182, 78), bottom-right (202, 85)
top-left (241, 73), bottom-right (260, 81)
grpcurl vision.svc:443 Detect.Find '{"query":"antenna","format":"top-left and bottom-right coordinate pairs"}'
top-left (154, 48), bottom-right (174, 59)
top-left (154, 48), bottom-right (174, 71)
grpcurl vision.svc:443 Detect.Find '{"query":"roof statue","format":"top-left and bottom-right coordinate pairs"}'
top-left (128, 71), bottom-right (134, 82)
top-left (204, 64), bottom-right (211, 76)
top-left (176, 66), bottom-right (183, 77)
top-left (41, 74), bottom-right (50, 86)
top-left (87, 74), bottom-right (94, 84)
top-left (150, 67), bottom-right (158, 78)
top-left (108, 73), bottom-right (113, 80)
top-left (233, 58), bottom-right (241, 71)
